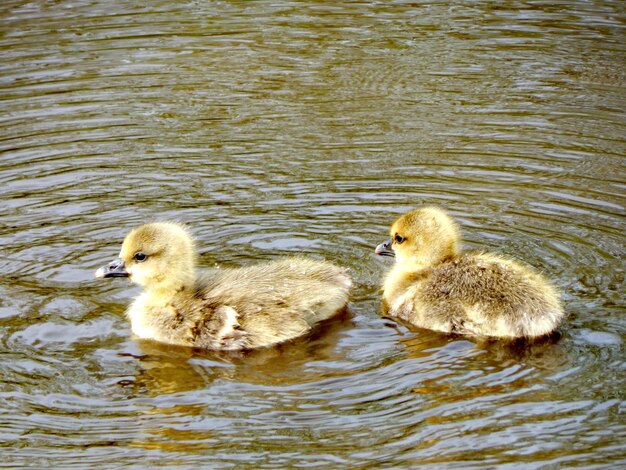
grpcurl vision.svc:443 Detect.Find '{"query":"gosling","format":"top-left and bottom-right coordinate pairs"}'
top-left (375, 207), bottom-right (564, 339)
top-left (95, 222), bottom-right (351, 350)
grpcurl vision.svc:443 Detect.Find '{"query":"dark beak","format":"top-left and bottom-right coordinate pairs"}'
top-left (94, 258), bottom-right (129, 278)
top-left (375, 239), bottom-right (395, 258)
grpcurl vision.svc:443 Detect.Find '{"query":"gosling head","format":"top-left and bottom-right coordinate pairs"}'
top-left (375, 207), bottom-right (461, 270)
top-left (95, 222), bottom-right (197, 293)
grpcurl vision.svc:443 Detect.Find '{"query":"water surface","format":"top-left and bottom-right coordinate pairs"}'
top-left (1, 0), bottom-right (624, 467)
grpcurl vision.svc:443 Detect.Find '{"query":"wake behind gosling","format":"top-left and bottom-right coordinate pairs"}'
top-left (95, 222), bottom-right (352, 350)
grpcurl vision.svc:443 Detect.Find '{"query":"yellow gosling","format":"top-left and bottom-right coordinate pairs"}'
top-left (96, 222), bottom-right (351, 350)
top-left (375, 207), bottom-right (564, 339)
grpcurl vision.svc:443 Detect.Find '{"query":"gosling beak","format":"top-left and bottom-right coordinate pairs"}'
top-left (94, 258), bottom-right (129, 278)
top-left (375, 239), bottom-right (395, 258)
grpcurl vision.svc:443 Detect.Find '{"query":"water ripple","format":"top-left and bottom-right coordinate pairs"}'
top-left (1, 0), bottom-right (625, 467)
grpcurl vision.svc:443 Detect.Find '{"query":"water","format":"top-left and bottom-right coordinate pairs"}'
top-left (1, 0), bottom-right (624, 467)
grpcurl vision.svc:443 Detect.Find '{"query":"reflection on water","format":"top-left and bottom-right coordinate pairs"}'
top-left (1, 0), bottom-right (624, 467)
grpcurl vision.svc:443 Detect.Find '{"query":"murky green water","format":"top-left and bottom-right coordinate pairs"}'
top-left (1, 0), bottom-right (624, 467)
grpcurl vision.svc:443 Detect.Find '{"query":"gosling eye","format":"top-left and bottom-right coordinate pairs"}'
top-left (394, 234), bottom-right (405, 244)
top-left (133, 252), bottom-right (148, 262)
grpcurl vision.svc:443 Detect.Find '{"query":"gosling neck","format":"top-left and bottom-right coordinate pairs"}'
top-left (143, 268), bottom-right (196, 302)
top-left (398, 243), bottom-right (460, 273)
top-left (383, 251), bottom-right (458, 300)
top-left (383, 262), bottom-right (429, 300)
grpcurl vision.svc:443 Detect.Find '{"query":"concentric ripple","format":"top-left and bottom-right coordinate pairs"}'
top-left (1, 0), bottom-right (624, 467)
